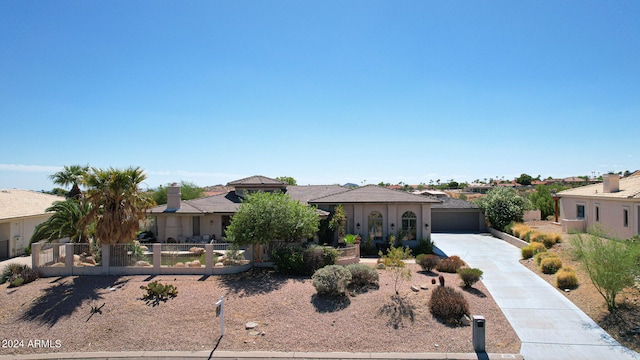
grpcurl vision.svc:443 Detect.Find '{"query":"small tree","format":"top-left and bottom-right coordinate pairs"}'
top-left (379, 246), bottom-right (412, 295)
top-left (474, 187), bottom-right (532, 231)
top-left (152, 181), bottom-right (204, 205)
top-left (225, 191), bottom-right (320, 246)
top-left (571, 227), bottom-right (639, 311)
top-left (275, 176), bottom-right (297, 186)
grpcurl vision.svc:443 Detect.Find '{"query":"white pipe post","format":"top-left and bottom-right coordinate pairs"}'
top-left (215, 296), bottom-right (224, 336)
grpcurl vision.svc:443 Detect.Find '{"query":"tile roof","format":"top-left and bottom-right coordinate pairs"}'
top-left (310, 185), bottom-right (441, 204)
top-left (285, 185), bottom-right (347, 203)
top-left (558, 175), bottom-right (640, 199)
top-left (227, 175), bottom-right (286, 187)
top-left (432, 197), bottom-right (480, 209)
top-left (0, 189), bottom-right (65, 220)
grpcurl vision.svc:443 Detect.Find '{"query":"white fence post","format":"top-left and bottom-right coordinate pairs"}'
top-left (31, 242), bottom-right (40, 268)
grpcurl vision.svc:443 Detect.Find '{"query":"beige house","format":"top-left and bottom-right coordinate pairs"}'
top-left (0, 189), bottom-right (64, 259)
top-left (148, 175), bottom-right (441, 246)
top-left (558, 173), bottom-right (640, 239)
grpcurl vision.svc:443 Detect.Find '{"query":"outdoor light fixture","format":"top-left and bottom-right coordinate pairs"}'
top-left (391, 223), bottom-right (395, 230)
top-left (425, 223), bottom-right (429, 228)
top-left (356, 223), bottom-right (360, 230)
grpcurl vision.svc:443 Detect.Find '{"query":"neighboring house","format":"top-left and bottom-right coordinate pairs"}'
top-left (558, 173), bottom-right (640, 239)
top-left (0, 189), bottom-right (65, 260)
top-left (148, 175), bottom-right (442, 247)
top-left (465, 182), bottom-right (493, 194)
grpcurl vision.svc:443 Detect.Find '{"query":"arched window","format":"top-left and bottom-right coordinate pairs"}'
top-left (368, 211), bottom-right (383, 242)
top-left (401, 211), bottom-right (417, 240)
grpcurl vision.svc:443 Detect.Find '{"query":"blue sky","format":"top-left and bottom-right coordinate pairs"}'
top-left (1, 1), bottom-right (639, 191)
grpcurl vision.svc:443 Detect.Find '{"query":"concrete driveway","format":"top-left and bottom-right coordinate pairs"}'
top-left (433, 233), bottom-right (640, 360)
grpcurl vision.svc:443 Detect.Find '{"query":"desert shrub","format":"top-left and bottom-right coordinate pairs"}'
top-left (528, 231), bottom-right (544, 243)
top-left (535, 251), bottom-right (558, 266)
top-left (540, 257), bottom-right (563, 274)
top-left (312, 265), bottom-right (352, 296)
top-left (511, 223), bottom-right (533, 239)
top-left (413, 236), bottom-right (435, 256)
top-left (140, 281), bottom-right (178, 304)
top-left (436, 255), bottom-right (465, 273)
top-left (1, 263), bottom-right (23, 284)
top-left (416, 254), bottom-right (441, 272)
top-left (1, 264), bottom-right (39, 287)
top-left (457, 267), bottom-right (483, 288)
top-left (379, 246), bottom-right (413, 294)
top-left (556, 266), bottom-right (579, 289)
top-left (521, 242), bottom-right (546, 259)
top-left (429, 286), bottom-right (470, 325)
top-left (345, 263), bottom-right (379, 289)
top-left (550, 233), bottom-right (562, 244)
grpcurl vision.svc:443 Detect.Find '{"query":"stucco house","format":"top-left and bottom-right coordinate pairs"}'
top-left (0, 189), bottom-right (65, 259)
top-left (558, 173), bottom-right (640, 239)
top-left (148, 175), bottom-right (441, 248)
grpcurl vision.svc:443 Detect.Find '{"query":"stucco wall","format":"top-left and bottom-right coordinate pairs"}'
top-left (560, 197), bottom-right (639, 239)
top-left (0, 214), bottom-right (51, 258)
top-left (344, 203), bottom-right (431, 241)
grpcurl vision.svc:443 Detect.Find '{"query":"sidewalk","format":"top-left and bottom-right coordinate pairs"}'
top-left (433, 233), bottom-right (640, 360)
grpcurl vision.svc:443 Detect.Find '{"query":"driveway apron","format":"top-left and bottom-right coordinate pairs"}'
top-left (433, 233), bottom-right (640, 360)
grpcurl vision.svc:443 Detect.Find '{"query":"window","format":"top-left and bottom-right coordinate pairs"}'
top-left (595, 206), bottom-right (600, 222)
top-left (624, 208), bottom-right (629, 228)
top-left (368, 211), bottom-right (383, 242)
top-left (577, 205), bottom-right (585, 219)
top-left (401, 211), bottom-right (417, 240)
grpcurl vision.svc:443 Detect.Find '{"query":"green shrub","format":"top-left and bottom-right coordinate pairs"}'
top-left (140, 281), bottom-right (178, 304)
top-left (436, 255), bottom-right (465, 273)
top-left (457, 267), bottom-right (483, 288)
top-left (303, 245), bottom-right (338, 275)
top-left (416, 254), bottom-right (440, 272)
top-left (429, 286), bottom-right (470, 325)
top-left (540, 257), bottom-right (563, 274)
top-left (1, 263), bottom-right (39, 287)
top-left (522, 242), bottom-right (546, 259)
top-left (312, 265), bottom-right (352, 296)
top-left (271, 246), bottom-right (304, 275)
top-left (413, 236), bottom-right (435, 256)
top-left (556, 266), bottom-right (579, 289)
top-left (535, 251), bottom-right (558, 266)
top-left (345, 263), bottom-right (379, 289)
top-left (272, 245), bottom-right (338, 276)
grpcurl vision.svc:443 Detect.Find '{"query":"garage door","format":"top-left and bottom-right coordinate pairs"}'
top-left (432, 211), bottom-right (481, 233)
top-left (0, 240), bottom-right (8, 260)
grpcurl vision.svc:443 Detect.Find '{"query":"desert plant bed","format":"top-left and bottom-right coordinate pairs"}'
top-left (522, 220), bottom-right (640, 353)
top-left (0, 264), bottom-right (520, 356)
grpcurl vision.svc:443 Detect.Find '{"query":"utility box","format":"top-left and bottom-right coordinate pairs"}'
top-left (472, 315), bottom-right (486, 352)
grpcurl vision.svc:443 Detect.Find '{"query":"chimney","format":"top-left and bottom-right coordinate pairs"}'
top-left (603, 173), bottom-right (620, 193)
top-left (167, 182), bottom-right (182, 210)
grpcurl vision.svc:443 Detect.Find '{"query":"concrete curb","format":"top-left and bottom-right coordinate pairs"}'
top-left (0, 351), bottom-right (524, 360)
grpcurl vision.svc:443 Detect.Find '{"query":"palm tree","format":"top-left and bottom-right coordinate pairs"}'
top-left (80, 166), bottom-right (154, 245)
top-left (49, 164), bottom-right (89, 199)
top-left (30, 199), bottom-right (91, 244)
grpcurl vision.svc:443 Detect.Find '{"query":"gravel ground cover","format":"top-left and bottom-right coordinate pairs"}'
top-left (0, 263), bottom-right (520, 356)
